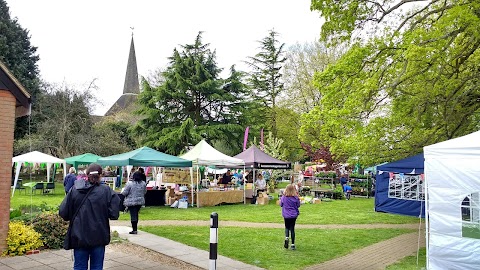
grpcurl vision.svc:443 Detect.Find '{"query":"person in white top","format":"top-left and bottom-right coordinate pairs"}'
top-left (255, 173), bottom-right (267, 194)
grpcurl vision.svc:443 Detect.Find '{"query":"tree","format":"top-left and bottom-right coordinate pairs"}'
top-left (281, 41), bottom-right (343, 113)
top-left (246, 29), bottom-right (286, 137)
top-left (0, 0), bottom-right (41, 138)
top-left (14, 82), bottom-right (95, 157)
top-left (275, 107), bottom-right (305, 162)
top-left (135, 32), bottom-right (252, 155)
top-left (304, 0), bottom-right (480, 165)
top-left (90, 120), bottom-right (135, 157)
top-left (300, 143), bottom-right (342, 171)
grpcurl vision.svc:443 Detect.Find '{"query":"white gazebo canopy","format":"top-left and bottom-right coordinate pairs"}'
top-left (180, 139), bottom-right (245, 207)
top-left (11, 151), bottom-right (67, 196)
top-left (180, 139), bottom-right (245, 167)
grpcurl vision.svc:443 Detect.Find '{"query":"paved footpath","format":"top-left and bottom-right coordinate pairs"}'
top-left (0, 243), bottom-right (182, 270)
top-left (0, 222), bottom-right (425, 270)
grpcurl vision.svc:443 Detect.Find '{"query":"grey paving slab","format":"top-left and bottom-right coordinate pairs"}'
top-left (110, 254), bottom-right (146, 265)
top-left (125, 259), bottom-right (159, 269)
top-left (103, 258), bottom-right (125, 269)
top-left (7, 259), bottom-right (44, 270)
top-left (44, 260), bottom-right (72, 270)
top-left (0, 256), bottom-right (31, 264)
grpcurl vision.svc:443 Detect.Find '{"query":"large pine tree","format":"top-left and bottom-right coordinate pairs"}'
top-left (135, 32), bottom-right (251, 155)
top-left (246, 29), bottom-right (286, 137)
top-left (0, 0), bottom-right (40, 138)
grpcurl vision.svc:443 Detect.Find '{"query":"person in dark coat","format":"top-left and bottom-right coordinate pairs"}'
top-left (280, 184), bottom-right (301, 250)
top-left (121, 171), bottom-right (147, 234)
top-left (59, 163), bottom-right (120, 270)
top-left (63, 167), bottom-right (77, 194)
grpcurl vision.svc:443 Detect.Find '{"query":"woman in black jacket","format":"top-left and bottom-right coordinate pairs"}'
top-left (59, 163), bottom-right (120, 270)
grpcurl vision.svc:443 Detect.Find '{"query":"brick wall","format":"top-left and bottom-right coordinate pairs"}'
top-left (0, 90), bottom-right (16, 253)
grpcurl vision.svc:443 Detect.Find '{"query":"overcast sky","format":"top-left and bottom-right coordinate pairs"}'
top-left (7, 0), bottom-right (324, 115)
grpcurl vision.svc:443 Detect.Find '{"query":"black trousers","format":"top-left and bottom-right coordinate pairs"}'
top-left (284, 217), bottom-right (297, 244)
top-left (128, 205), bottom-right (142, 222)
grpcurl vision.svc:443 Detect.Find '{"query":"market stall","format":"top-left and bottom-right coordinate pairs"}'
top-left (180, 139), bottom-right (245, 207)
top-left (97, 146), bottom-right (192, 205)
top-left (233, 145), bottom-right (291, 203)
top-left (11, 151), bottom-right (67, 197)
top-left (64, 153), bottom-right (102, 170)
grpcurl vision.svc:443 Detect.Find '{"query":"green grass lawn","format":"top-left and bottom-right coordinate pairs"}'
top-left (119, 198), bottom-right (418, 224)
top-left (141, 226), bottom-right (413, 270)
top-left (10, 182), bottom-right (66, 210)
top-left (11, 185), bottom-right (418, 225)
top-left (386, 248), bottom-right (426, 270)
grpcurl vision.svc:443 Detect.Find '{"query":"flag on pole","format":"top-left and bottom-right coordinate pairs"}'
top-left (243, 126), bottom-right (249, 151)
top-left (260, 128), bottom-right (264, 150)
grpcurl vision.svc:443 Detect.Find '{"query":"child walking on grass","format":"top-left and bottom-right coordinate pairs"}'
top-left (280, 184), bottom-right (300, 250)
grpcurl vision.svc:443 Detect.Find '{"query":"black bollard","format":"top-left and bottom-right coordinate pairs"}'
top-left (209, 212), bottom-right (218, 270)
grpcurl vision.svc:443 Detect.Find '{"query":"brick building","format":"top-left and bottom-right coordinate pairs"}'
top-left (0, 61), bottom-right (31, 253)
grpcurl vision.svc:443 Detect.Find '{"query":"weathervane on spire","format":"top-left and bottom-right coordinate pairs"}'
top-left (130, 27), bottom-right (134, 37)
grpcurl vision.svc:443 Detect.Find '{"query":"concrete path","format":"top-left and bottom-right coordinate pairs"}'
top-left (0, 244), bottom-right (182, 270)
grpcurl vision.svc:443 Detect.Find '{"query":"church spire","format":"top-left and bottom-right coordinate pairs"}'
top-left (123, 33), bottom-right (139, 94)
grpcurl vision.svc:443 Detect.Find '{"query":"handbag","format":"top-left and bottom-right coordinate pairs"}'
top-left (63, 186), bottom-right (95, 250)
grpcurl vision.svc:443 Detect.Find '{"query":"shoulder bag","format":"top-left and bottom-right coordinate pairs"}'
top-left (63, 185), bottom-right (95, 250)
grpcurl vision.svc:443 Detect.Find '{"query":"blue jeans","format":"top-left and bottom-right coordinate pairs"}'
top-left (73, 246), bottom-right (105, 270)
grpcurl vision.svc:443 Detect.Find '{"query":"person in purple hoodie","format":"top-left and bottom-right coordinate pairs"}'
top-left (280, 184), bottom-right (300, 250)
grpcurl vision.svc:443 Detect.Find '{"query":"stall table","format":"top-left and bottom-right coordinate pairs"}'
top-left (117, 189), bottom-right (166, 210)
top-left (193, 190), bottom-right (244, 207)
top-left (145, 189), bottom-right (166, 206)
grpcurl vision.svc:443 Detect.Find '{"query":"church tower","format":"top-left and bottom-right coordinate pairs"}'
top-left (105, 33), bottom-right (140, 116)
top-left (123, 36), bottom-right (139, 95)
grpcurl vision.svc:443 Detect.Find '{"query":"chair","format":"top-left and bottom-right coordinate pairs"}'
top-left (33, 182), bottom-right (44, 195)
top-left (45, 182), bottom-right (55, 194)
top-left (13, 179), bottom-right (26, 195)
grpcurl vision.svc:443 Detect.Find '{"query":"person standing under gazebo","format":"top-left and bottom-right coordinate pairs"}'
top-left (64, 167), bottom-right (77, 195)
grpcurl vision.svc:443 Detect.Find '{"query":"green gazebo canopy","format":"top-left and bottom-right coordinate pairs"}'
top-left (64, 153), bottom-right (102, 169)
top-left (97, 146), bottom-right (192, 167)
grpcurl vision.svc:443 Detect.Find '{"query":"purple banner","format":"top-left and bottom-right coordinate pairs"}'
top-left (243, 126), bottom-right (250, 151)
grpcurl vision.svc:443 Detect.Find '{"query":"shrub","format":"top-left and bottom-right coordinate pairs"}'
top-left (315, 171), bottom-right (336, 178)
top-left (31, 212), bottom-right (69, 249)
top-left (9, 209), bottom-right (21, 219)
top-left (3, 221), bottom-right (43, 256)
top-left (10, 212), bottom-right (41, 223)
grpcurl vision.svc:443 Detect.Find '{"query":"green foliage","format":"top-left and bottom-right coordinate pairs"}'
top-left (274, 107), bottom-right (305, 162)
top-left (0, 0), bottom-right (41, 139)
top-left (14, 82), bottom-right (96, 157)
top-left (142, 225), bottom-right (411, 270)
top-left (315, 171), bottom-right (336, 178)
top-left (135, 32), bottom-right (251, 155)
top-left (31, 212), bottom-right (69, 249)
top-left (305, 1), bottom-right (480, 165)
top-left (9, 209), bottom-right (21, 219)
top-left (3, 221), bottom-right (43, 256)
top-left (246, 29), bottom-right (287, 137)
top-left (255, 131), bottom-right (287, 160)
top-left (92, 119), bottom-right (135, 156)
top-left (349, 173), bottom-right (368, 179)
